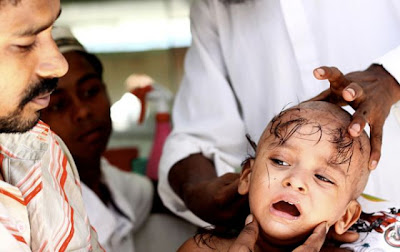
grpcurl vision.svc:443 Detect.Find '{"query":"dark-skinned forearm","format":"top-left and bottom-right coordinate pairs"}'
top-left (168, 153), bottom-right (217, 201)
top-left (369, 64), bottom-right (400, 102)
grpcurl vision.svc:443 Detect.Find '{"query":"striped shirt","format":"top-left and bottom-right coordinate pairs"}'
top-left (0, 121), bottom-right (103, 251)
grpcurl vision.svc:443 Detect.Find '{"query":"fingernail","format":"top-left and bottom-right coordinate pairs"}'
top-left (370, 160), bottom-right (378, 170)
top-left (325, 222), bottom-right (329, 234)
top-left (316, 68), bottom-right (325, 76)
top-left (245, 214), bottom-right (254, 225)
top-left (345, 88), bottom-right (356, 98)
top-left (350, 124), bottom-right (361, 134)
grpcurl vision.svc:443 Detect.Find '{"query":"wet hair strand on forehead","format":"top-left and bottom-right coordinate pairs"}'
top-left (267, 107), bottom-right (355, 167)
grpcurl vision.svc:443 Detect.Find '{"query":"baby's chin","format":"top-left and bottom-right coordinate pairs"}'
top-left (259, 223), bottom-right (314, 247)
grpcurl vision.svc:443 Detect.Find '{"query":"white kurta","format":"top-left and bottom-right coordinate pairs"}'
top-left (81, 158), bottom-right (154, 252)
top-left (158, 0), bottom-right (400, 227)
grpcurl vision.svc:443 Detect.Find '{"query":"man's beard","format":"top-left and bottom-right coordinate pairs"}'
top-left (0, 78), bottom-right (58, 133)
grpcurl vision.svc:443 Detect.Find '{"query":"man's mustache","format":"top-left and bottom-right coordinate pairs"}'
top-left (19, 78), bottom-right (58, 108)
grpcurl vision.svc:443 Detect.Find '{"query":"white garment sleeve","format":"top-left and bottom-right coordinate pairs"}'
top-left (158, 0), bottom-right (248, 227)
top-left (374, 45), bottom-right (400, 127)
top-left (374, 45), bottom-right (400, 85)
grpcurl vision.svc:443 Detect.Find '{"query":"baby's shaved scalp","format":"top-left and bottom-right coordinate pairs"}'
top-left (297, 101), bottom-right (352, 122)
top-left (262, 101), bottom-right (371, 199)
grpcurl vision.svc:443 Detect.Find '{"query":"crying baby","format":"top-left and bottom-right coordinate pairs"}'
top-left (180, 101), bottom-right (371, 252)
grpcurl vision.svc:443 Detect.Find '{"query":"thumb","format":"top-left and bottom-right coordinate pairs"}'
top-left (228, 214), bottom-right (259, 252)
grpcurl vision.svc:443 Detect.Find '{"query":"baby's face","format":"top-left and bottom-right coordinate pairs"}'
top-left (240, 105), bottom-right (369, 245)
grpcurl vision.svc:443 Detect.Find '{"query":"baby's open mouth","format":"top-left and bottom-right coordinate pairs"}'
top-left (272, 201), bottom-right (300, 217)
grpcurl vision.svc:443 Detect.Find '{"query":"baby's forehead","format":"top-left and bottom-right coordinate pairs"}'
top-left (263, 105), bottom-right (368, 167)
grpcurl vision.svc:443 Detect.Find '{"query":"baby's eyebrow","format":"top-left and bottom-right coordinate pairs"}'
top-left (325, 159), bottom-right (347, 177)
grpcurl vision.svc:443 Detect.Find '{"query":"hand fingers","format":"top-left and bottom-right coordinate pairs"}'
top-left (228, 214), bottom-right (259, 252)
top-left (348, 108), bottom-right (368, 137)
top-left (308, 89), bottom-right (331, 102)
top-left (369, 122), bottom-right (383, 170)
top-left (215, 177), bottom-right (241, 204)
top-left (214, 173), bottom-right (249, 211)
top-left (219, 173), bottom-right (241, 184)
top-left (313, 66), bottom-right (350, 90)
top-left (293, 222), bottom-right (327, 252)
top-left (348, 107), bottom-right (382, 170)
top-left (328, 230), bottom-right (359, 243)
top-left (349, 107), bottom-right (383, 170)
top-left (342, 82), bottom-right (364, 102)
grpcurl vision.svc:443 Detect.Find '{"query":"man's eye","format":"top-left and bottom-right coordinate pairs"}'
top-left (271, 159), bottom-right (289, 166)
top-left (15, 42), bottom-right (37, 53)
top-left (315, 174), bottom-right (334, 184)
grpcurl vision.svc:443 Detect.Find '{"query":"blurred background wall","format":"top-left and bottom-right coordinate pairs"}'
top-left (57, 0), bottom-right (192, 158)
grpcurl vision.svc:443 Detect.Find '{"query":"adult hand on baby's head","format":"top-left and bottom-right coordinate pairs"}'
top-left (310, 65), bottom-right (400, 170)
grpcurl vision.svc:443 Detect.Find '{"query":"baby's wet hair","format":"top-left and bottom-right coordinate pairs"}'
top-left (264, 106), bottom-right (355, 167)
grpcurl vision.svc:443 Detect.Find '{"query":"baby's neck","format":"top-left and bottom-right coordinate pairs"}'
top-left (255, 232), bottom-right (306, 252)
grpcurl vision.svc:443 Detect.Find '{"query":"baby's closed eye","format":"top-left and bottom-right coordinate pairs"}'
top-left (315, 174), bottom-right (334, 184)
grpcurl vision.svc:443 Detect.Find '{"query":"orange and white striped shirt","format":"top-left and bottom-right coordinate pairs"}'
top-left (0, 121), bottom-right (103, 251)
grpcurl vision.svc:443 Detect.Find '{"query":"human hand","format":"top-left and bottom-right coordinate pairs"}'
top-left (327, 229), bottom-right (359, 244)
top-left (184, 172), bottom-right (249, 226)
top-left (293, 222), bottom-right (328, 252)
top-left (229, 219), bottom-right (336, 252)
top-left (311, 65), bottom-right (400, 170)
top-left (228, 214), bottom-right (259, 252)
top-left (169, 154), bottom-right (249, 226)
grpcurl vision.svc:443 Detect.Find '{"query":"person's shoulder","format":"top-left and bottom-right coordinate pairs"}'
top-left (178, 234), bottom-right (233, 252)
top-left (100, 157), bottom-right (153, 191)
top-left (100, 157), bottom-right (144, 180)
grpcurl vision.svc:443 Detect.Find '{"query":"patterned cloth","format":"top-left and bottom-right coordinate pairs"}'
top-left (341, 194), bottom-right (400, 251)
top-left (0, 121), bottom-right (103, 251)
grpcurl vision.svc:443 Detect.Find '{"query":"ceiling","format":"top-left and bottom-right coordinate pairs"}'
top-left (57, 0), bottom-right (193, 53)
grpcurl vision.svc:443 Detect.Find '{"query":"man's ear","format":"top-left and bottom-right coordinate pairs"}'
top-left (238, 158), bottom-right (254, 195)
top-left (334, 200), bottom-right (361, 235)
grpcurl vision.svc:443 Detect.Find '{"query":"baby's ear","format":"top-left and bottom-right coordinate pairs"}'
top-left (238, 158), bottom-right (254, 195)
top-left (334, 200), bottom-right (361, 235)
